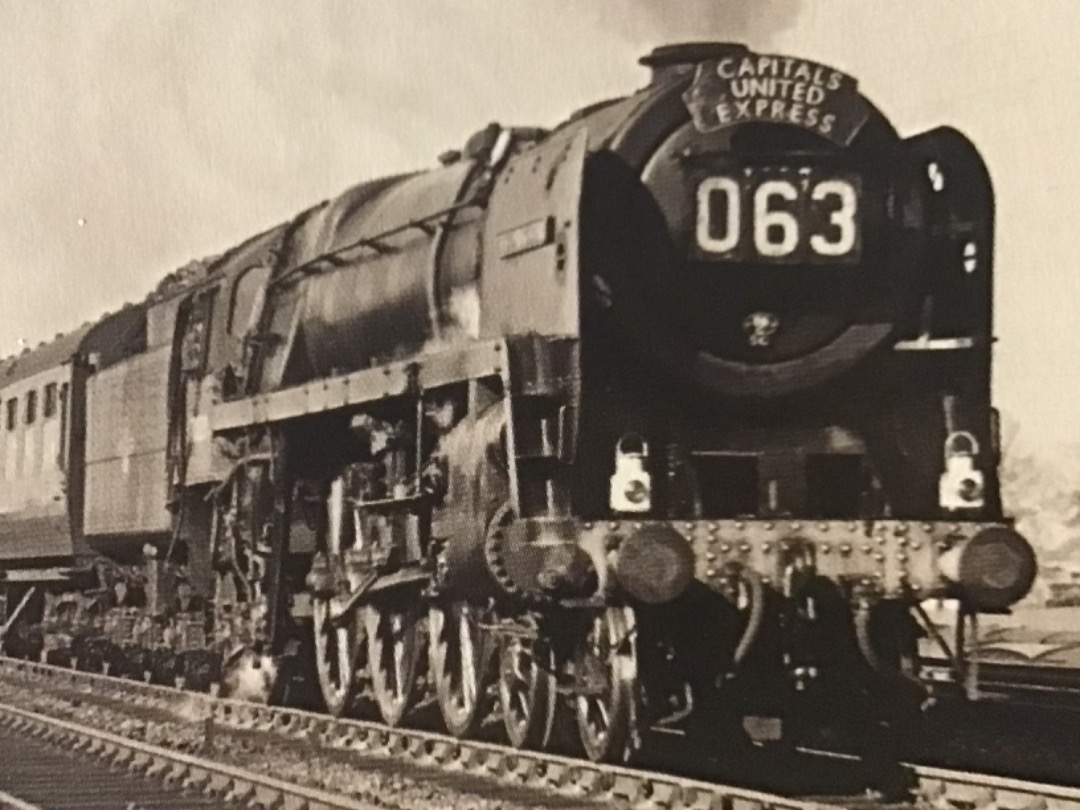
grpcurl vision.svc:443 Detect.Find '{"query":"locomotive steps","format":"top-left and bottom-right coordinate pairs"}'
top-left (2, 656), bottom-right (1078, 810)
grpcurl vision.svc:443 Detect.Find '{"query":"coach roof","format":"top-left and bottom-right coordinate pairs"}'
top-left (0, 324), bottom-right (95, 389)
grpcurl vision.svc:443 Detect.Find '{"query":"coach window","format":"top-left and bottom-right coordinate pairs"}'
top-left (44, 383), bottom-right (58, 419)
top-left (24, 390), bottom-right (37, 425)
top-left (4, 399), bottom-right (15, 431)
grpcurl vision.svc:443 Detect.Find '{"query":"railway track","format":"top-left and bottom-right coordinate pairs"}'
top-left (0, 694), bottom-right (382, 810)
top-left (1, 657), bottom-right (1078, 810)
top-left (934, 661), bottom-right (1080, 709)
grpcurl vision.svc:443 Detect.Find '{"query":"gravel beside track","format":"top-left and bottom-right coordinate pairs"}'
top-left (2, 656), bottom-right (1079, 810)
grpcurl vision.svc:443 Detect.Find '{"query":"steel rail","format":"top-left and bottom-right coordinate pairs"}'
top-left (0, 711), bottom-right (238, 809)
top-left (0, 679), bottom-right (381, 809)
top-left (2, 656), bottom-right (1079, 810)
top-left (0, 791), bottom-right (42, 810)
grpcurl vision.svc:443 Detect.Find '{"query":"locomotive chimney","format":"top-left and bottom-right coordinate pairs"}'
top-left (639, 41), bottom-right (750, 85)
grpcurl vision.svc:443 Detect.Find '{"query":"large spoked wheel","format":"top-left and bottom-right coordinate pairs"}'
top-left (312, 475), bottom-right (367, 716)
top-left (364, 602), bottom-right (423, 727)
top-left (573, 606), bottom-right (641, 764)
top-left (498, 620), bottom-right (556, 750)
top-left (428, 601), bottom-right (493, 737)
top-left (312, 599), bottom-right (364, 716)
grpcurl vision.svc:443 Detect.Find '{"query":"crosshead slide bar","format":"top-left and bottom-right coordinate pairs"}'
top-left (3, 656), bottom-right (1080, 810)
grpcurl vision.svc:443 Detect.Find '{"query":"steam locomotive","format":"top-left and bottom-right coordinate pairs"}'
top-left (0, 42), bottom-right (1036, 766)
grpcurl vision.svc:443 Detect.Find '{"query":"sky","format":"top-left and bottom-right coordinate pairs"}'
top-left (1, 0), bottom-right (1078, 455)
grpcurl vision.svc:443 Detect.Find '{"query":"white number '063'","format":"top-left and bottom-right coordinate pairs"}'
top-left (696, 177), bottom-right (858, 259)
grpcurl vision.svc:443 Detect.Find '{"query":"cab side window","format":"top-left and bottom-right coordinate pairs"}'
top-left (4, 399), bottom-right (15, 431)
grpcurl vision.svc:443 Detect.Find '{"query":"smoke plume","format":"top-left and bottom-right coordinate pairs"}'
top-left (580, 0), bottom-right (804, 52)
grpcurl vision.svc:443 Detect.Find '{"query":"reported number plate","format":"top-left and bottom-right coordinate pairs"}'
top-left (693, 167), bottom-right (862, 264)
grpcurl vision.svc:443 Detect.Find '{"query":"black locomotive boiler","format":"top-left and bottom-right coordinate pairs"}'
top-left (0, 43), bottom-right (1036, 765)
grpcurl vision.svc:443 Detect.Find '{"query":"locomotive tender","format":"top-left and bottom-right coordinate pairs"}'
top-left (0, 43), bottom-right (1036, 763)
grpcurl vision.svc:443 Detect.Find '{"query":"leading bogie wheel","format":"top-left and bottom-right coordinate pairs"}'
top-left (573, 605), bottom-right (641, 764)
top-left (498, 620), bottom-right (556, 750)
